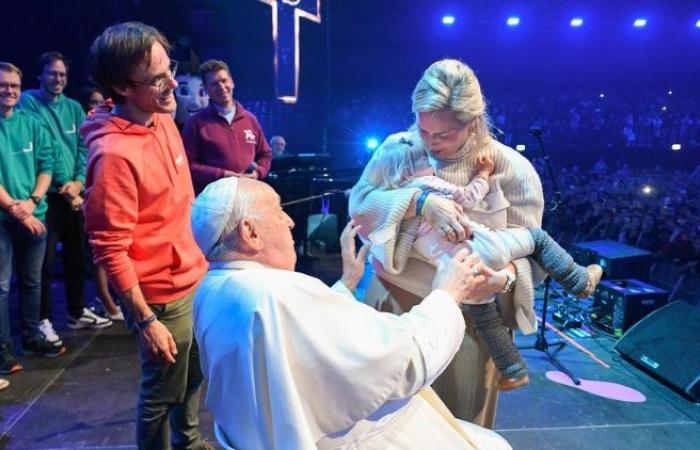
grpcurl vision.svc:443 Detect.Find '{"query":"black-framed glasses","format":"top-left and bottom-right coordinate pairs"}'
top-left (128, 59), bottom-right (178, 92)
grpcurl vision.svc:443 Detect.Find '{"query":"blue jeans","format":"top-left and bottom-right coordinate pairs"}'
top-left (0, 220), bottom-right (47, 345)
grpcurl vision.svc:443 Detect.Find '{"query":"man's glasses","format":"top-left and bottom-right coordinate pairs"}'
top-left (129, 59), bottom-right (178, 92)
top-left (0, 82), bottom-right (21, 91)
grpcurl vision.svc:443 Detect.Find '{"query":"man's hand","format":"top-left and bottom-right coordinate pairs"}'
top-left (70, 195), bottom-right (84, 211)
top-left (422, 195), bottom-right (471, 242)
top-left (19, 215), bottom-right (47, 236)
top-left (475, 155), bottom-right (495, 178)
top-left (224, 170), bottom-right (243, 178)
top-left (339, 220), bottom-right (370, 291)
top-left (432, 251), bottom-right (486, 303)
top-left (139, 320), bottom-right (178, 364)
top-left (9, 200), bottom-right (35, 222)
top-left (59, 181), bottom-right (83, 200)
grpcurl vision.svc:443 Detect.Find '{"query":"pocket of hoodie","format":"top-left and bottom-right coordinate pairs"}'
top-left (169, 237), bottom-right (200, 289)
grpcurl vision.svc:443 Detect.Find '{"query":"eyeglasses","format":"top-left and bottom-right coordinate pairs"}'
top-left (0, 82), bottom-right (21, 91)
top-left (43, 70), bottom-right (67, 79)
top-left (128, 59), bottom-right (178, 92)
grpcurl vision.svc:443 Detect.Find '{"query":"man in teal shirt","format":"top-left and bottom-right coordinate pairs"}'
top-left (0, 61), bottom-right (65, 377)
top-left (19, 52), bottom-right (111, 345)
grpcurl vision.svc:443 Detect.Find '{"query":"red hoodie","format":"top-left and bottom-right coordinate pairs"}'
top-left (81, 104), bottom-right (207, 304)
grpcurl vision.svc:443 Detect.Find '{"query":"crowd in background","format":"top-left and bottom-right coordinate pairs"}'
top-left (534, 159), bottom-right (700, 279)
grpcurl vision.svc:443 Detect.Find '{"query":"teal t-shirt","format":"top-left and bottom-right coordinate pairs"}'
top-left (18, 90), bottom-right (87, 191)
top-left (0, 109), bottom-right (54, 222)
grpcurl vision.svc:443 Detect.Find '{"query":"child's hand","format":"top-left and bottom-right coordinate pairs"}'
top-left (476, 155), bottom-right (495, 178)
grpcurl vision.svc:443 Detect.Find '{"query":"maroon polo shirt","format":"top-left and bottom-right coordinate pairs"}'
top-left (182, 100), bottom-right (272, 193)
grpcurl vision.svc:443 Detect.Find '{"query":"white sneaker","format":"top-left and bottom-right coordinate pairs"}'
top-left (38, 319), bottom-right (63, 346)
top-left (68, 308), bottom-right (113, 330)
top-left (106, 306), bottom-right (125, 322)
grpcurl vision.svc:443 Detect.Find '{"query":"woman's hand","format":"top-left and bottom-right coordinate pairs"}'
top-left (339, 220), bottom-right (370, 291)
top-left (422, 195), bottom-right (471, 242)
top-left (461, 264), bottom-right (511, 304)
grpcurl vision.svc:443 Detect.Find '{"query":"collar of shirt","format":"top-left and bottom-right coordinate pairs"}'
top-left (213, 102), bottom-right (236, 125)
top-left (208, 259), bottom-right (267, 271)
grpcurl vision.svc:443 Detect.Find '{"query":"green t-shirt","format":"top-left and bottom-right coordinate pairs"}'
top-left (0, 109), bottom-right (54, 222)
top-left (18, 90), bottom-right (87, 191)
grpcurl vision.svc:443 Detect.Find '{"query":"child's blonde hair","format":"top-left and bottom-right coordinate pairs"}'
top-left (363, 132), bottom-right (429, 190)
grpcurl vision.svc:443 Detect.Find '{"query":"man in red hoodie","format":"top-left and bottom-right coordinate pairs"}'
top-left (81, 22), bottom-right (209, 450)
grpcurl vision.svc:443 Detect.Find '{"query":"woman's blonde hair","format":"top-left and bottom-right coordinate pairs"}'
top-left (362, 132), bottom-right (429, 190)
top-left (412, 59), bottom-right (494, 147)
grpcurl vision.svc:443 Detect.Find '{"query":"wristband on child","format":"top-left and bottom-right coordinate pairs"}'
top-left (416, 191), bottom-right (431, 216)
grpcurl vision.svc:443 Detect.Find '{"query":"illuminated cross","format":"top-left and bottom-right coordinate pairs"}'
top-left (258, 0), bottom-right (321, 104)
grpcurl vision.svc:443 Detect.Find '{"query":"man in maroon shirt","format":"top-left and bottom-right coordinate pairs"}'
top-left (182, 59), bottom-right (271, 194)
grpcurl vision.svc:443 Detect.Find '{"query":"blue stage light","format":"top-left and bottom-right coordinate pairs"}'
top-left (696, 19), bottom-right (700, 28)
top-left (633, 18), bottom-right (647, 28)
top-left (671, 144), bottom-right (682, 151)
top-left (507, 16), bottom-right (520, 27)
top-left (570, 18), bottom-right (584, 27)
top-left (366, 138), bottom-right (379, 150)
top-left (442, 15), bottom-right (455, 26)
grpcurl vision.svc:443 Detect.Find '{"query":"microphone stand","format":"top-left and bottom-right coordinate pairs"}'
top-left (519, 128), bottom-right (581, 385)
top-left (281, 190), bottom-right (345, 207)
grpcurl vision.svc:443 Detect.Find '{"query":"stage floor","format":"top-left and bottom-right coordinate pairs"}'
top-left (2, 259), bottom-right (699, 449)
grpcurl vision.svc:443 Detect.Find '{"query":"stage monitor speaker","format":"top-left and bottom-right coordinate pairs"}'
top-left (615, 301), bottom-right (700, 402)
top-left (571, 240), bottom-right (654, 280)
top-left (592, 279), bottom-right (669, 336)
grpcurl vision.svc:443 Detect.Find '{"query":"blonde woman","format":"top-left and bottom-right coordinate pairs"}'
top-left (350, 59), bottom-right (547, 425)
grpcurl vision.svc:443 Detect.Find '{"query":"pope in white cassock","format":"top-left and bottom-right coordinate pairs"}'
top-left (190, 177), bottom-right (512, 450)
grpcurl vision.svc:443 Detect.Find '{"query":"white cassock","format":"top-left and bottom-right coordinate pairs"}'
top-left (193, 260), bottom-right (511, 450)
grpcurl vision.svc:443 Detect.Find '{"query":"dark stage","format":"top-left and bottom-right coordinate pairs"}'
top-left (2, 258), bottom-right (699, 450)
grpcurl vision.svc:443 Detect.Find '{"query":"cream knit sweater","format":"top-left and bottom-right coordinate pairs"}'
top-left (349, 130), bottom-right (545, 334)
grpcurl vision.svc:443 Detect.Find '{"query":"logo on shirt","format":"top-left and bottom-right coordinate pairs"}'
top-left (65, 123), bottom-right (76, 134)
top-left (13, 142), bottom-right (33, 155)
top-left (243, 129), bottom-right (257, 144)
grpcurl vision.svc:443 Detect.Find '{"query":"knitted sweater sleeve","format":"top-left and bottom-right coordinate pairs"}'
top-left (494, 148), bottom-right (546, 334)
top-left (348, 171), bottom-right (422, 275)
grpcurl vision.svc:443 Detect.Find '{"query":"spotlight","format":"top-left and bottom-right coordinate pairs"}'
top-left (696, 19), bottom-right (700, 28)
top-left (599, 93), bottom-right (605, 98)
top-left (366, 137), bottom-right (379, 150)
top-left (668, 90), bottom-right (673, 95)
top-left (442, 15), bottom-right (455, 26)
top-left (515, 144), bottom-right (526, 152)
top-left (633, 18), bottom-right (647, 28)
top-left (661, 106), bottom-right (667, 111)
top-left (507, 16), bottom-right (520, 27)
top-left (642, 185), bottom-right (653, 195)
top-left (671, 144), bottom-right (682, 151)
top-left (570, 18), bottom-right (584, 27)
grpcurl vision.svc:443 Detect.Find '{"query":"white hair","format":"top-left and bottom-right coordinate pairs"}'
top-left (207, 181), bottom-right (264, 262)
top-left (411, 59), bottom-right (494, 147)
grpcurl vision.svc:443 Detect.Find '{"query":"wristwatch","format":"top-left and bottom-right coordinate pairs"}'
top-left (501, 270), bottom-right (516, 294)
top-left (30, 195), bottom-right (42, 205)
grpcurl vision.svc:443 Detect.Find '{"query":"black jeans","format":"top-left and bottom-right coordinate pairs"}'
top-left (41, 193), bottom-right (86, 319)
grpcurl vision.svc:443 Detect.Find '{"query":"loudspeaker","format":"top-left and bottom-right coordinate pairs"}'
top-left (592, 279), bottom-right (669, 336)
top-left (615, 301), bottom-right (700, 402)
top-left (572, 240), bottom-right (654, 280)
